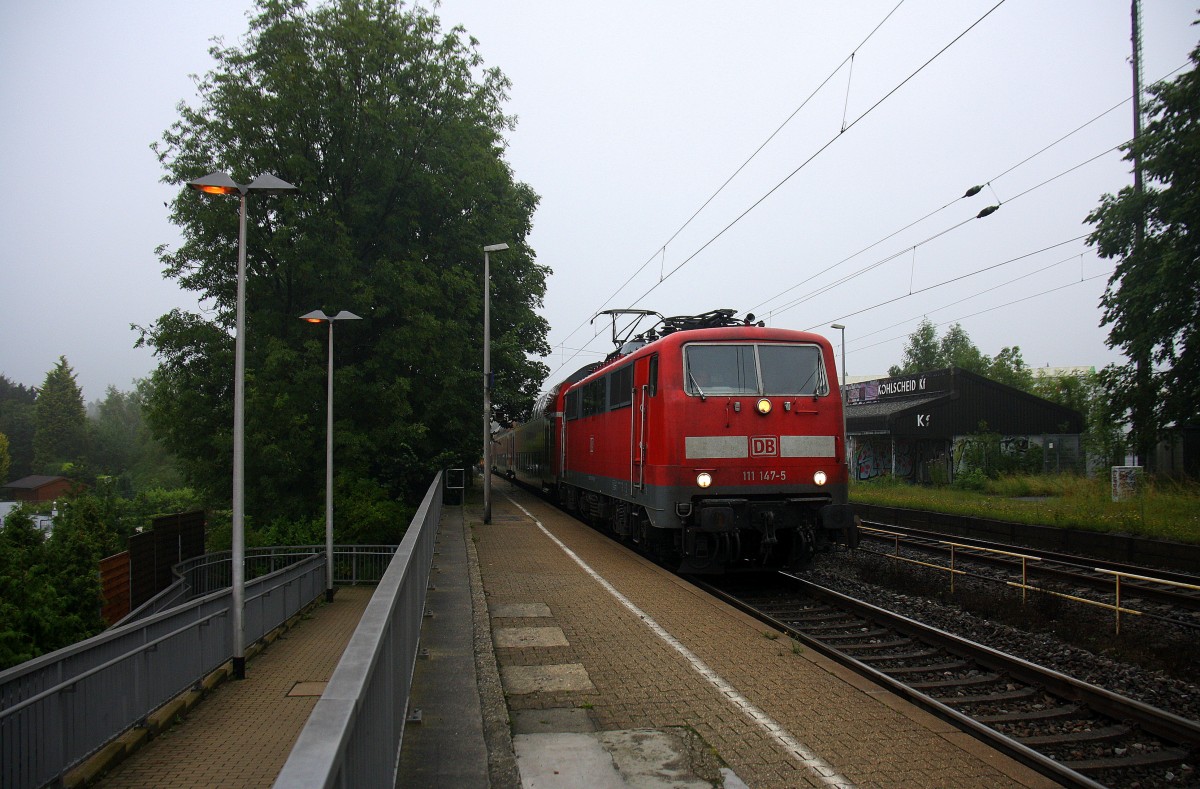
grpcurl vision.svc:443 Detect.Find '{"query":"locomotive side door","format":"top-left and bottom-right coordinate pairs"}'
top-left (630, 353), bottom-right (657, 494)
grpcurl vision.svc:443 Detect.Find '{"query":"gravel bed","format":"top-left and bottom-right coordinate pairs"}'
top-left (807, 550), bottom-right (1200, 787)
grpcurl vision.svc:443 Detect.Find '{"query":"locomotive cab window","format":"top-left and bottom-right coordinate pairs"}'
top-left (684, 343), bottom-right (828, 397)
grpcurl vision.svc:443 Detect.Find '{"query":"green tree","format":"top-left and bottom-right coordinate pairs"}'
top-left (988, 346), bottom-right (1034, 391)
top-left (138, 0), bottom-right (548, 527)
top-left (87, 382), bottom-right (183, 492)
top-left (939, 323), bottom-right (989, 372)
top-left (1031, 369), bottom-right (1125, 469)
top-left (0, 433), bottom-right (10, 485)
top-left (1086, 27), bottom-right (1200, 463)
top-left (888, 318), bottom-right (941, 376)
top-left (0, 375), bottom-right (37, 480)
top-left (32, 357), bottom-right (88, 475)
top-left (889, 320), bottom-right (996, 378)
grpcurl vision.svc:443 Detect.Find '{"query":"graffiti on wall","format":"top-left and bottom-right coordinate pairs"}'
top-left (953, 434), bottom-right (1039, 475)
top-left (853, 438), bottom-right (949, 482)
top-left (853, 439), bottom-right (916, 480)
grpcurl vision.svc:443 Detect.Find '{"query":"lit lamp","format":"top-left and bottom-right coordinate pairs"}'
top-left (300, 310), bottom-right (362, 603)
top-left (482, 242), bottom-right (508, 525)
top-left (188, 171), bottom-right (296, 679)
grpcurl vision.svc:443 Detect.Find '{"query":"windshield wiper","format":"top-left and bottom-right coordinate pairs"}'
top-left (688, 370), bottom-right (707, 401)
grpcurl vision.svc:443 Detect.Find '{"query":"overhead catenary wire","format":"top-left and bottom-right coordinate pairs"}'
top-left (845, 270), bottom-right (1113, 357)
top-left (541, 1), bottom-right (1007, 386)
top-left (836, 251), bottom-right (1097, 346)
top-left (758, 139), bottom-right (1128, 322)
top-left (548, 1), bottom-right (909, 360)
top-left (629, 0), bottom-right (1007, 305)
top-left (807, 233), bottom-right (1090, 336)
top-left (537, 33), bottom-right (1188, 391)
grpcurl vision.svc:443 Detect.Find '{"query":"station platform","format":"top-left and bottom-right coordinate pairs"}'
top-left (403, 485), bottom-right (1059, 789)
top-left (92, 484), bottom-right (1060, 788)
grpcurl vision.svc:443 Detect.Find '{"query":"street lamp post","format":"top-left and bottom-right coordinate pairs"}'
top-left (301, 310), bottom-right (361, 603)
top-left (482, 242), bottom-right (509, 525)
top-left (830, 323), bottom-right (848, 468)
top-left (188, 171), bottom-right (296, 680)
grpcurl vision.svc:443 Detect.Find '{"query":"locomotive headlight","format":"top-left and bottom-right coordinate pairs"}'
top-left (696, 472), bottom-right (713, 488)
top-left (813, 470), bottom-right (828, 486)
top-left (756, 398), bottom-right (772, 415)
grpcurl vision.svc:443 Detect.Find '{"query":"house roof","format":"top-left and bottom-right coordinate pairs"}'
top-left (2, 475), bottom-right (69, 490)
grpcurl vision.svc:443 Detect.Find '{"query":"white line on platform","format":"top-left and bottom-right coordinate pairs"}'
top-left (505, 495), bottom-right (856, 789)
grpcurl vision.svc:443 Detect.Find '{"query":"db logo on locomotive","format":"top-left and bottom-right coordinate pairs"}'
top-left (750, 436), bottom-right (779, 457)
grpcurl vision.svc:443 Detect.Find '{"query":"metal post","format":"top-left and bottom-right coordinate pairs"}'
top-left (188, 172), bottom-right (296, 681)
top-left (482, 243), bottom-right (508, 525)
top-left (483, 248), bottom-right (491, 524)
top-left (325, 320), bottom-right (335, 603)
top-left (232, 192), bottom-right (247, 680)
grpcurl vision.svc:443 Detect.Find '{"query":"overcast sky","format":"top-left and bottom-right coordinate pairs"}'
top-left (2, 1), bottom-right (1197, 401)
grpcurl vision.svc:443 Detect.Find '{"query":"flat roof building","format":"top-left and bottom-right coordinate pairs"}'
top-left (843, 367), bottom-right (1084, 483)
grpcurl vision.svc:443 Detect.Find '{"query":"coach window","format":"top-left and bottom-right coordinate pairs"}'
top-left (565, 389), bottom-right (581, 421)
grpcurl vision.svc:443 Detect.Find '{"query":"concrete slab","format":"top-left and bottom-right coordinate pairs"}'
top-left (598, 729), bottom-right (717, 788)
top-left (514, 729), bottom-right (730, 789)
top-left (515, 732), bottom-right (627, 789)
top-left (493, 602), bottom-right (553, 618)
top-left (285, 681), bottom-right (327, 697)
top-left (495, 626), bottom-right (570, 648)
top-left (501, 663), bottom-right (595, 695)
top-left (512, 708), bottom-right (597, 735)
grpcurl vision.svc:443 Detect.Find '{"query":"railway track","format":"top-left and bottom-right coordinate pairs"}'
top-left (702, 573), bottom-right (1200, 788)
top-left (857, 521), bottom-right (1200, 630)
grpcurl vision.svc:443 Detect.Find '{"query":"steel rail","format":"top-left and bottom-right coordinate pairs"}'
top-left (696, 573), bottom-right (1200, 788)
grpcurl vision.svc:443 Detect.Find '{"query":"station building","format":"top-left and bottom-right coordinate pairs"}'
top-left (842, 367), bottom-right (1084, 483)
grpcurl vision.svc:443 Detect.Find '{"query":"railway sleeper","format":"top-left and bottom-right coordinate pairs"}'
top-left (880, 660), bottom-right (969, 675)
top-left (797, 623), bottom-right (885, 636)
top-left (855, 648), bottom-right (942, 663)
top-left (781, 610), bottom-right (851, 624)
top-left (936, 685), bottom-right (1039, 705)
top-left (976, 704), bottom-right (1084, 723)
top-left (1066, 746), bottom-right (1191, 773)
top-left (834, 638), bottom-right (914, 650)
top-left (752, 606), bottom-right (835, 620)
top-left (1017, 723), bottom-right (1133, 747)
top-left (907, 673), bottom-right (1002, 690)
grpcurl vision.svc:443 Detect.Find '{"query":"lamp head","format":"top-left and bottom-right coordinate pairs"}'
top-left (187, 171), bottom-right (241, 195)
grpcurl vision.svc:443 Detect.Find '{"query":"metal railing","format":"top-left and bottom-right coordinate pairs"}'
top-left (0, 543), bottom-right (400, 789)
top-left (120, 544), bottom-right (397, 625)
top-left (861, 525), bottom-right (1200, 632)
top-left (274, 472), bottom-right (444, 788)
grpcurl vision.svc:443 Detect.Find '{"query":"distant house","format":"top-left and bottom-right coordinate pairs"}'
top-left (2, 475), bottom-right (80, 503)
top-left (843, 367), bottom-right (1084, 483)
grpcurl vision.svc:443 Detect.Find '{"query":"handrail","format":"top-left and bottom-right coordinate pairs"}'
top-left (859, 524), bottom-right (1200, 631)
top-left (0, 542), bottom-right (400, 789)
top-left (273, 472), bottom-right (444, 788)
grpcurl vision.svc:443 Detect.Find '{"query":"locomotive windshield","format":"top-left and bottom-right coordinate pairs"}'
top-left (684, 343), bottom-right (828, 397)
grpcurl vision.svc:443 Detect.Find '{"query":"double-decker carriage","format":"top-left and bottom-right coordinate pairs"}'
top-left (494, 309), bottom-right (857, 573)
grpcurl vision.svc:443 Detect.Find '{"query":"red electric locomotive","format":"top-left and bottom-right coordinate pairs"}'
top-left (494, 309), bottom-right (857, 573)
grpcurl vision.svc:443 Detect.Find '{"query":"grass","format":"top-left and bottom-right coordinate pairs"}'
top-left (849, 473), bottom-right (1200, 545)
